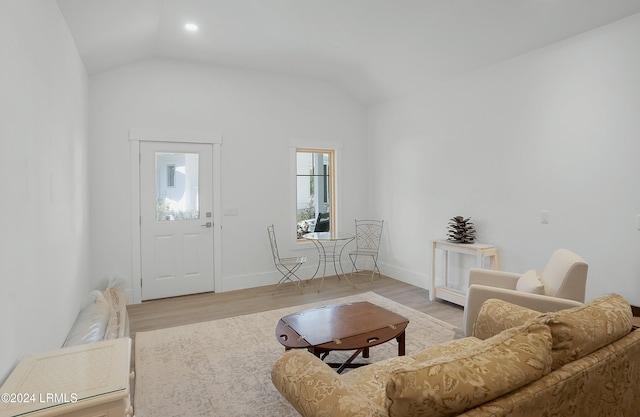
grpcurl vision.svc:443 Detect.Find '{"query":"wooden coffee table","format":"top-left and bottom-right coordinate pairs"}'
top-left (275, 301), bottom-right (409, 373)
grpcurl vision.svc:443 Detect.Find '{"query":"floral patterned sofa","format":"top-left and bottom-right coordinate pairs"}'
top-left (271, 293), bottom-right (640, 417)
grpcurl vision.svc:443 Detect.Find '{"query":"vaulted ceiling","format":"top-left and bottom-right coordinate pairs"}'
top-left (57, 0), bottom-right (640, 104)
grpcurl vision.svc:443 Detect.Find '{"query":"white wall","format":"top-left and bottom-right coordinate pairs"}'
top-left (0, 0), bottom-right (90, 382)
top-left (369, 13), bottom-right (640, 305)
top-left (89, 58), bottom-right (368, 297)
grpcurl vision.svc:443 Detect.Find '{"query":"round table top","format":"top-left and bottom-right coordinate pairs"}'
top-left (275, 301), bottom-right (409, 349)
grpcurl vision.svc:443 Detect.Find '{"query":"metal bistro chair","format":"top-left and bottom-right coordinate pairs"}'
top-left (349, 219), bottom-right (384, 281)
top-left (267, 225), bottom-right (306, 292)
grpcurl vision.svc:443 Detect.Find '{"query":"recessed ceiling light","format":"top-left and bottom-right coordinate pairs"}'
top-left (185, 23), bottom-right (198, 32)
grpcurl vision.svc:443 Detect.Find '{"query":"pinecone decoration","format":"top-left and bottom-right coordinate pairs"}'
top-left (447, 216), bottom-right (476, 243)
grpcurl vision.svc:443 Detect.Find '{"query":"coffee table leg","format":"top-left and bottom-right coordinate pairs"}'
top-left (336, 348), bottom-right (364, 373)
top-left (397, 331), bottom-right (406, 356)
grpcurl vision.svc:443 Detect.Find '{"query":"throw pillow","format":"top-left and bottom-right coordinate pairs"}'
top-left (385, 322), bottom-right (552, 417)
top-left (536, 293), bottom-right (632, 370)
top-left (344, 338), bottom-right (482, 409)
top-left (515, 269), bottom-right (545, 294)
top-left (473, 298), bottom-right (540, 340)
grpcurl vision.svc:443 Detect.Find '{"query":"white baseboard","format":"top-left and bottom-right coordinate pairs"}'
top-left (220, 271), bottom-right (277, 292)
top-left (378, 262), bottom-right (429, 290)
top-left (220, 262), bottom-right (356, 292)
top-left (127, 262), bottom-right (430, 301)
top-left (219, 262), bottom-right (430, 293)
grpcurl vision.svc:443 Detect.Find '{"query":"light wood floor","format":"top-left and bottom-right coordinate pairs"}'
top-left (127, 274), bottom-right (464, 339)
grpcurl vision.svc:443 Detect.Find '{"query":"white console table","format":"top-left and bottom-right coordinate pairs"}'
top-left (0, 338), bottom-right (133, 417)
top-left (430, 239), bottom-right (500, 307)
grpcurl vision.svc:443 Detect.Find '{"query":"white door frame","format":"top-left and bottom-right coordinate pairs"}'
top-left (129, 128), bottom-right (223, 304)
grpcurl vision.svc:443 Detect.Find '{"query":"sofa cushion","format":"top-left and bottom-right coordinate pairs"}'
top-left (537, 293), bottom-right (632, 370)
top-left (385, 322), bottom-right (552, 417)
top-left (343, 337), bottom-right (482, 408)
top-left (272, 349), bottom-right (388, 417)
top-left (515, 269), bottom-right (545, 294)
top-left (342, 356), bottom-right (416, 408)
top-left (473, 298), bottom-right (541, 340)
top-left (410, 337), bottom-right (483, 363)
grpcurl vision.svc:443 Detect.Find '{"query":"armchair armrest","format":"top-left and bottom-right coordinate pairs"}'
top-left (463, 284), bottom-right (583, 337)
top-left (271, 349), bottom-right (386, 417)
top-left (469, 268), bottom-right (521, 289)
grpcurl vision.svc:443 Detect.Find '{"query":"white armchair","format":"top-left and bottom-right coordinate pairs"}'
top-left (463, 248), bottom-right (588, 336)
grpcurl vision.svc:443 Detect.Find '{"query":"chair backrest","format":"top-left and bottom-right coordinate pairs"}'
top-left (267, 225), bottom-right (281, 263)
top-left (354, 219), bottom-right (384, 251)
top-left (314, 212), bottom-right (330, 232)
top-left (541, 248), bottom-right (588, 302)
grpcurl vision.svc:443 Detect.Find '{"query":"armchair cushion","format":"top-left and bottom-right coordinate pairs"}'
top-left (385, 322), bottom-right (552, 417)
top-left (515, 270), bottom-right (545, 294)
top-left (540, 248), bottom-right (587, 301)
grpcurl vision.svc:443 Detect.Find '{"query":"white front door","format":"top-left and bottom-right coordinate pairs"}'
top-left (140, 141), bottom-right (215, 300)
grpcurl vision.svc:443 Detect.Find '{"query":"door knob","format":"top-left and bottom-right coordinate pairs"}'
top-left (201, 222), bottom-right (213, 228)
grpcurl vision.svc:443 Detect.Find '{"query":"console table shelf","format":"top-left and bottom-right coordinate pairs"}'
top-left (430, 239), bottom-right (500, 307)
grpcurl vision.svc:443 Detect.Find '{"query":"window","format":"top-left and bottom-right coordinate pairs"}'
top-left (167, 164), bottom-right (176, 187)
top-left (296, 149), bottom-right (335, 239)
top-left (155, 153), bottom-right (200, 221)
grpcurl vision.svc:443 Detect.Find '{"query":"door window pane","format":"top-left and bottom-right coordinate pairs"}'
top-left (155, 152), bottom-right (199, 221)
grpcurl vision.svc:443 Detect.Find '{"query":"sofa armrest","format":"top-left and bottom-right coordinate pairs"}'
top-left (271, 349), bottom-right (386, 417)
top-left (463, 284), bottom-right (583, 337)
top-left (469, 268), bottom-right (521, 289)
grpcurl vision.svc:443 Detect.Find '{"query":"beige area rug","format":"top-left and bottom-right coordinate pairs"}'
top-left (134, 292), bottom-right (463, 417)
